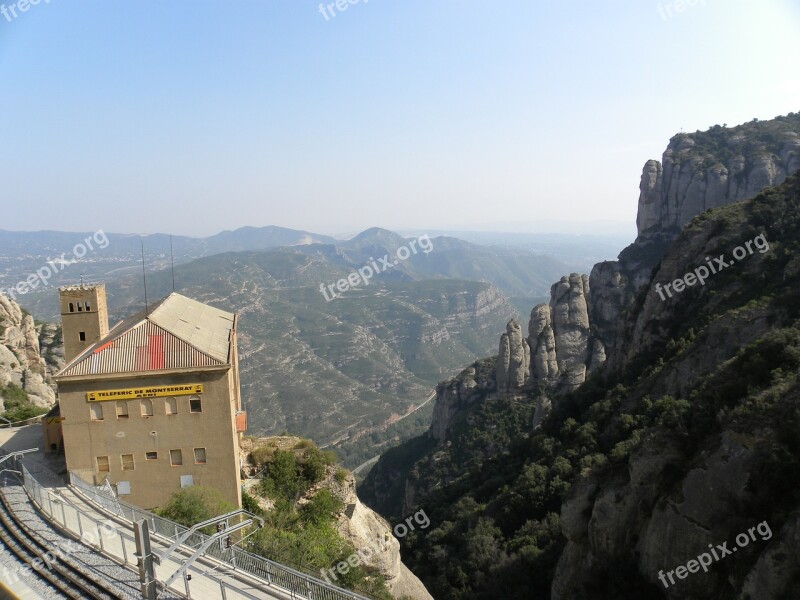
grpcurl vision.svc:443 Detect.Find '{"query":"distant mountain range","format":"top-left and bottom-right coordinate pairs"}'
top-left (3, 226), bottom-right (594, 464)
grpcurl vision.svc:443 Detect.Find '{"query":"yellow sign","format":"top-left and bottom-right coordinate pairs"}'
top-left (86, 384), bottom-right (203, 402)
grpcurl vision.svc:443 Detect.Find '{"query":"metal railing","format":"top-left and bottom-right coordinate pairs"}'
top-left (0, 415), bottom-right (44, 429)
top-left (70, 471), bottom-right (373, 600)
top-left (12, 462), bottom-right (172, 596)
top-left (15, 461), bottom-right (271, 600)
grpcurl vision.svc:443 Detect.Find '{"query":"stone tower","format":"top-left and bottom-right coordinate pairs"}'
top-left (59, 284), bottom-right (109, 363)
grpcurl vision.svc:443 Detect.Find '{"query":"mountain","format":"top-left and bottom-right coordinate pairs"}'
top-left (0, 295), bottom-right (57, 417)
top-left (511, 112), bottom-right (800, 393)
top-left (0, 226), bottom-right (336, 303)
top-left (359, 113), bottom-right (800, 599)
top-left (6, 228), bottom-right (573, 466)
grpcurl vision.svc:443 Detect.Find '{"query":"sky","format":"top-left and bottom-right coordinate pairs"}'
top-left (1, 0), bottom-right (798, 237)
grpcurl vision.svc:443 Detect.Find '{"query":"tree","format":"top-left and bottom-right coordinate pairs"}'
top-left (157, 486), bottom-right (236, 528)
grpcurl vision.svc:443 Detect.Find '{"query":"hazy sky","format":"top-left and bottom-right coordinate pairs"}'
top-left (1, 0), bottom-right (798, 237)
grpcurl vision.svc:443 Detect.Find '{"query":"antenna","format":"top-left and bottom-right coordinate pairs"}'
top-left (140, 238), bottom-right (149, 316)
top-left (170, 234), bottom-right (176, 292)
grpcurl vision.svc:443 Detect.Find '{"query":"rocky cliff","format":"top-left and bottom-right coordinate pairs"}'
top-left (0, 294), bottom-right (57, 413)
top-left (501, 113), bottom-right (800, 395)
top-left (241, 436), bottom-right (433, 600)
top-left (359, 113), bottom-right (800, 600)
top-left (636, 118), bottom-right (800, 236)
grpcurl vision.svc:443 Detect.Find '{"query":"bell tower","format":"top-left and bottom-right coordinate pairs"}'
top-left (59, 284), bottom-right (109, 363)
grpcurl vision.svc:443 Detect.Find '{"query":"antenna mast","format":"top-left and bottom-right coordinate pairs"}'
top-left (170, 234), bottom-right (176, 292)
top-left (141, 238), bottom-right (149, 315)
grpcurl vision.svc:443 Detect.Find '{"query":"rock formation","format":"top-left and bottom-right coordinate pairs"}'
top-left (498, 114), bottom-right (800, 395)
top-left (500, 273), bottom-right (602, 393)
top-left (496, 320), bottom-right (530, 392)
top-left (335, 475), bottom-right (434, 600)
top-left (636, 127), bottom-right (800, 236)
top-left (0, 294), bottom-right (57, 411)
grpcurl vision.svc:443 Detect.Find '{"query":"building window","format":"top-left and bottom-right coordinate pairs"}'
top-left (165, 397), bottom-right (178, 415)
top-left (145, 451), bottom-right (158, 461)
top-left (194, 448), bottom-right (207, 464)
top-left (170, 449), bottom-right (183, 466)
top-left (90, 403), bottom-right (104, 421)
top-left (140, 399), bottom-right (154, 417)
top-left (77, 303), bottom-right (83, 312)
top-left (85, 301), bottom-right (91, 311)
top-left (121, 454), bottom-right (135, 471)
top-left (97, 456), bottom-right (110, 473)
top-left (79, 331), bottom-right (86, 341)
top-left (69, 302), bottom-right (75, 313)
top-left (189, 395), bottom-right (202, 413)
top-left (116, 401), bottom-right (129, 419)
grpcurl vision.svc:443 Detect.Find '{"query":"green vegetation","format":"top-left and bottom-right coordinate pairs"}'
top-left (244, 438), bottom-right (394, 599)
top-left (362, 172), bottom-right (800, 599)
top-left (0, 383), bottom-right (47, 422)
top-left (258, 443), bottom-right (336, 502)
top-left (155, 486), bottom-right (236, 533)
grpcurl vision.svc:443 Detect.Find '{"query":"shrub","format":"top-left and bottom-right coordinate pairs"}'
top-left (156, 486), bottom-right (236, 529)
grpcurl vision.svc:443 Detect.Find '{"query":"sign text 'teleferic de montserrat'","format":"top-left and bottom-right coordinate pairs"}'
top-left (86, 384), bottom-right (203, 402)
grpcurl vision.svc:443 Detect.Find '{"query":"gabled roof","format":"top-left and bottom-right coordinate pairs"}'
top-left (56, 293), bottom-right (235, 379)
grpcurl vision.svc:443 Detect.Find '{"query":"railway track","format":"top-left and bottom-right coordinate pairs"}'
top-left (0, 478), bottom-right (124, 600)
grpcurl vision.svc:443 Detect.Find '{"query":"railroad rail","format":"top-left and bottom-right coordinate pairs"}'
top-left (0, 474), bottom-right (122, 599)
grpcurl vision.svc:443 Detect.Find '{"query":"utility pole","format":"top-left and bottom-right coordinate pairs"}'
top-left (134, 519), bottom-right (157, 600)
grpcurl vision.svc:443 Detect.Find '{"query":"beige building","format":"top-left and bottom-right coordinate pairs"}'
top-left (53, 284), bottom-right (246, 510)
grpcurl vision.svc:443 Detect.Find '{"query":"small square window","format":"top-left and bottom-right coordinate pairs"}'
top-left (79, 331), bottom-right (86, 341)
top-left (145, 452), bottom-right (158, 461)
top-left (170, 449), bottom-right (183, 466)
top-left (189, 396), bottom-right (202, 413)
top-left (194, 448), bottom-right (207, 464)
top-left (121, 454), bottom-right (135, 471)
top-left (97, 456), bottom-right (109, 473)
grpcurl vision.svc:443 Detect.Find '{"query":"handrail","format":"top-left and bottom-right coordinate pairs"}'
top-left (70, 471), bottom-right (374, 600)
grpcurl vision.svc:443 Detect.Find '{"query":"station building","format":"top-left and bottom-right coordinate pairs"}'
top-left (53, 284), bottom-right (246, 510)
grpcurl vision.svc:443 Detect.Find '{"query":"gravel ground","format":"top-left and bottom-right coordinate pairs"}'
top-left (0, 524), bottom-right (66, 599)
top-left (1, 481), bottom-right (181, 600)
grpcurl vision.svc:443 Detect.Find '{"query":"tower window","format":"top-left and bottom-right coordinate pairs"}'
top-left (85, 301), bottom-right (91, 311)
top-left (170, 449), bottom-right (183, 466)
top-left (90, 403), bottom-right (104, 421)
top-left (194, 448), bottom-right (207, 464)
top-left (116, 401), bottom-right (129, 419)
top-left (79, 332), bottom-right (86, 341)
top-left (189, 396), bottom-right (202, 413)
top-left (69, 302), bottom-right (75, 313)
top-left (140, 399), bottom-right (154, 417)
top-left (165, 397), bottom-right (178, 415)
top-left (77, 303), bottom-right (83, 312)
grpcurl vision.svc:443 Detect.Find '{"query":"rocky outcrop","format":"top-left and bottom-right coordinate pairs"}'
top-left (499, 113), bottom-right (800, 395)
top-left (500, 273), bottom-right (603, 393)
top-left (243, 436), bottom-right (433, 600)
top-left (636, 124), bottom-right (800, 236)
top-left (336, 474), bottom-right (433, 600)
top-left (496, 320), bottom-right (530, 392)
top-left (430, 361), bottom-right (493, 444)
top-left (0, 294), bottom-right (57, 410)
